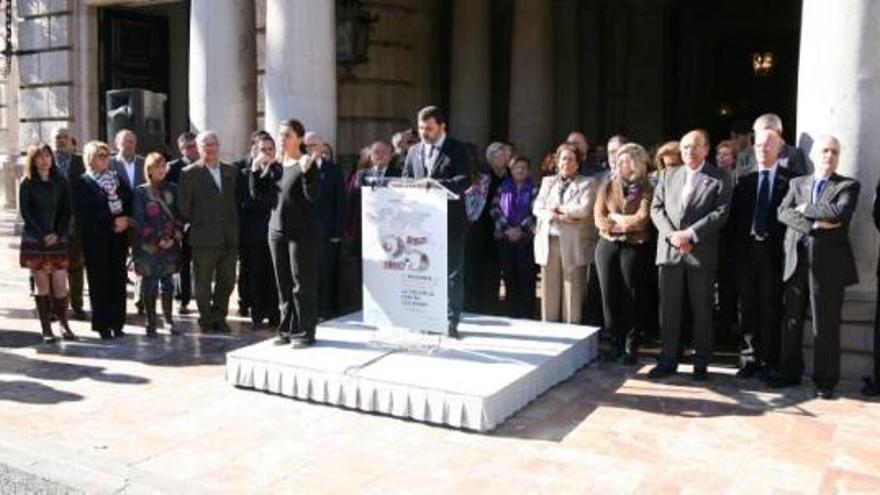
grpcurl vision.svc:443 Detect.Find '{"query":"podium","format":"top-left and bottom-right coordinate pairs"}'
top-left (361, 178), bottom-right (458, 347)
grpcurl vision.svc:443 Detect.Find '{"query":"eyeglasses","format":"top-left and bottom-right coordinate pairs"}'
top-left (96, 152), bottom-right (110, 159)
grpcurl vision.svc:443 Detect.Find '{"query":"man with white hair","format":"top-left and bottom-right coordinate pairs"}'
top-left (771, 135), bottom-right (859, 399)
top-left (178, 131), bottom-right (240, 333)
top-left (735, 113), bottom-right (810, 180)
top-left (464, 141), bottom-right (512, 314)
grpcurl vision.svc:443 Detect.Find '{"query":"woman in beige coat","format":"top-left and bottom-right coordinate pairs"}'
top-left (533, 144), bottom-right (598, 323)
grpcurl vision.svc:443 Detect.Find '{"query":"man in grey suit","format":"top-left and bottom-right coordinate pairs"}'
top-left (770, 135), bottom-right (859, 399)
top-left (648, 130), bottom-right (733, 381)
top-left (178, 131), bottom-right (240, 333)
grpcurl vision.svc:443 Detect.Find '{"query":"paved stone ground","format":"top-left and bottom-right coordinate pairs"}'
top-left (1, 209), bottom-right (880, 494)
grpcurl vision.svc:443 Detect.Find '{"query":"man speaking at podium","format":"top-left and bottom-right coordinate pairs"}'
top-left (403, 106), bottom-right (472, 338)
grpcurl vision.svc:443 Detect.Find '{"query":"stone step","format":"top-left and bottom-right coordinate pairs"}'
top-left (801, 319), bottom-right (876, 381)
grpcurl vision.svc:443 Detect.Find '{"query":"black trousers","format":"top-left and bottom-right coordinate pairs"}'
top-left (67, 233), bottom-right (85, 311)
top-left (658, 263), bottom-right (715, 370)
top-left (448, 220), bottom-right (466, 325)
top-left (269, 231), bottom-right (318, 340)
top-left (83, 231), bottom-right (128, 333)
top-left (583, 261), bottom-right (604, 326)
top-left (499, 239), bottom-right (535, 319)
top-left (874, 273), bottom-right (880, 383)
top-left (736, 240), bottom-right (783, 368)
top-left (464, 225), bottom-right (501, 315)
top-left (237, 243), bottom-right (252, 313)
top-left (177, 232), bottom-right (192, 306)
top-left (715, 250), bottom-right (738, 343)
top-left (779, 252), bottom-right (845, 390)
top-left (317, 235), bottom-right (340, 319)
top-left (246, 240), bottom-right (279, 324)
top-left (594, 238), bottom-right (652, 356)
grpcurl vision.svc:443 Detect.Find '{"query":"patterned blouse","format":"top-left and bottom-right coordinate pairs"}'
top-left (132, 182), bottom-right (181, 278)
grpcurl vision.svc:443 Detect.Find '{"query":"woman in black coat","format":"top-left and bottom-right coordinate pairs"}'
top-left (19, 143), bottom-right (75, 343)
top-left (251, 118), bottom-right (320, 348)
top-left (73, 140), bottom-right (132, 340)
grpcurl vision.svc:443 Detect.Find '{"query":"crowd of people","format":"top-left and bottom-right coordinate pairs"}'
top-left (17, 106), bottom-right (880, 399)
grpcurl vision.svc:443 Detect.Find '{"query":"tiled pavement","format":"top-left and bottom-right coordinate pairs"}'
top-left (1, 210), bottom-right (879, 494)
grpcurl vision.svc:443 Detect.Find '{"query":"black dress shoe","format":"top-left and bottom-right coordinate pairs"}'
top-left (601, 349), bottom-right (623, 363)
top-left (178, 304), bottom-right (191, 315)
top-left (620, 353), bottom-right (638, 366)
top-left (71, 308), bottom-right (88, 321)
top-left (112, 327), bottom-right (126, 338)
top-left (815, 388), bottom-right (835, 400)
top-left (237, 307), bottom-right (250, 318)
top-left (862, 378), bottom-right (880, 397)
top-left (693, 369), bottom-right (709, 382)
top-left (215, 321), bottom-right (232, 333)
top-left (98, 329), bottom-right (113, 340)
top-left (274, 335), bottom-right (291, 345)
top-left (736, 361), bottom-right (763, 379)
top-left (447, 322), bottom-right (460, 339)
top-left (647, 365), bottom-right (676, 379)
top-left (765, 374), bottom-right (801, 389)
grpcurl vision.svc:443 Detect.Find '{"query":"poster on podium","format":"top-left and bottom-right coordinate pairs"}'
top-left (361, 179), bottom-right (448, 334)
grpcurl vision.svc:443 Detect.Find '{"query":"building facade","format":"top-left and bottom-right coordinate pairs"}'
top-left (1, 0), bottom-right (879, 378)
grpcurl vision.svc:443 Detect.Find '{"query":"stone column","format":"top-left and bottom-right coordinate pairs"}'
top-left (264, 0), bottom-right (336, 146)
top-left (553, 0), bottom-right (578, 139)
top-left (509, 0), bottom-right (553, 163)
top-left (449, 0), bottom-right (490, 151)
top-left (188, 0), bottom-right (256, 161)
top-left (797, 0), bottom-right (880, 299)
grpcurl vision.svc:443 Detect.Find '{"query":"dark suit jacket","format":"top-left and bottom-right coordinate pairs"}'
top-left (177, 161), bottom-right (239, 249)
top-left (111, 156), bottom-right (146, 191)
top-left (236, 159), bottom-right (272, 246)
top-left (730, 166), bottom-right (795, 266)
top-left (402, 136), bottom-right (472, 225)
top-left (650, 163), bottom-right (733, 271)
top-left (874, 180), bottom-right (880, 275)
top-left (72, 172), bottom-right (132, 254)
top-left (166, 157), bottom-right (194, 185)
top-left (55, 153), bottom-right (85, 228)
top-left (778, 173), bottom-right (859, 286)
top-left (315, 159), bottom-right (347, 239)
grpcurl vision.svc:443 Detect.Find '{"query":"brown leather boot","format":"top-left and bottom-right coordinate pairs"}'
top-left (161, 293), bottom-right (180, 335)
top-left (53, 296), bottom-right (77, 340)
top-left (35, 295), bottom-right (57, 344)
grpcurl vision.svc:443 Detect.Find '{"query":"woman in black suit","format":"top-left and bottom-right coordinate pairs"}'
top-left (73, 140), bottom-right (131, 340)
top-left (251, 119), bottom-right (320, 348)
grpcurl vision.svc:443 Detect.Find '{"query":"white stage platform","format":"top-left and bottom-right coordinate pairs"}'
top-left (226, 313), bottom-right (599, 432)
